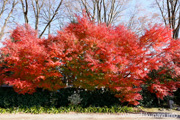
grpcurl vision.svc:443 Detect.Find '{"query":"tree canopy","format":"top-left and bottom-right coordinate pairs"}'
top-left (0, 14), bottom-right (180, 105)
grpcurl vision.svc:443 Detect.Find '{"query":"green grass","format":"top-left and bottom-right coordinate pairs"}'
top-left (0, 105), bottom-right (134, 114)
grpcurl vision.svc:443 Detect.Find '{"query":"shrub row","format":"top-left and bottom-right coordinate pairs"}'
top-left (0, 87), bottom-right (120, 108)
top-left (1, 87), bottom-right (179, 109)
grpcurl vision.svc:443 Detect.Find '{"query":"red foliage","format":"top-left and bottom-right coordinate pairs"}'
top-left (0, 25), bottom-right (65, 94)
top-left (42, 16), bottom-right (180, 105)
top-left (1, 15), bottom-right (180, 105)
top-left (139, 25), bottom-right (180, 100)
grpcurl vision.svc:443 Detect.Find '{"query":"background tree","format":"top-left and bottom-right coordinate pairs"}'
top-left (38, 0), bottom-right (63, 37)
top-left (0, 0), bottom-right (151, 40)
top-left (31, 0), bottom-right (45, 31)
top-left (20, 0), bottom-right (64, 37)
top-left (0, 0), bottom-right (18, 40)
top-left (125, 1), bottom-right (160, 35)
top-left (20, 0), bottom-right (28, 24)
top-left (40, 0), bottom-right (55, 35)
top-left (64, 0), bottom-right (130, 26)
top-left (155, 0), bottom-right (180, 39)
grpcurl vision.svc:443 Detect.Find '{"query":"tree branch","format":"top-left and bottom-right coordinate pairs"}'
top-left (0, 0), bottom-right (17, 40)
top-left (20, 0), bottom-right (28, 24)
top-left (0, 0), bottom-right (8, 19)
top-left (39, 0), bottom-right (63, 38)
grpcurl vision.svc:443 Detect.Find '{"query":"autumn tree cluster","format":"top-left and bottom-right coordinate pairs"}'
top-left (0, 15), bottom-right (180, 105)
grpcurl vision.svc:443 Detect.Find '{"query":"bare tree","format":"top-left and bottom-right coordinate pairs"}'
top-left (0, 0), bottom-right (18, 40)
top-left (155, 0), bottom-right (180, 39)
top-left (0, 0), bottom-right (136, 39)
top-left (31, 0), bottom-right (45, 30)
top-left (40, 0), bottom-right (61, 35)
top-left (20, 0), bottom-right (29, 24)
top-left (0, 0), bottom-right (8, 19)
top-left (125, 1), bottom-right (160, 35)
top-left (19, 0), bottom-right (64, 37)
top-left (20, 0), bottom-right (44, 30)
top-left (41, 0), bottom-right (53, 34)
top-left (64, 0), bottom-right (130, 26)
top-left (39, 0), bottom-right (63, 38)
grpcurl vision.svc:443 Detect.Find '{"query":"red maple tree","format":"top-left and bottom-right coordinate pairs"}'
top-left (0, 15), bottom-right (180, 105)
top-left (0, 25), bottom-right (65, 94)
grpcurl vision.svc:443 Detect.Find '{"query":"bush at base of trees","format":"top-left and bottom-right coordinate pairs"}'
top-left (0, 87), bottom-right (121, 108)
top-left (0, 14), bottom-right (180, 105)
top-left (1, 86), bottom-right (179, 109)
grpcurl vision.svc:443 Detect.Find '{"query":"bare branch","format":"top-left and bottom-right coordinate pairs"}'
top-left (20, 0), bottom-right (29, 24)
top-left (0, 0), bottom-right (18, 40)
top-left (0, 0), bottom-right (8, 19)
top-left (102, 0), bottom-right (106, 23)
top-left (107, 0), bottom-right (115, 25)
top-left (155, 0), bottom-right (180, 39)
top-left (39, 0), bottom-right (64, 38)
top-left (155, 0), bottom-right (167, 25)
